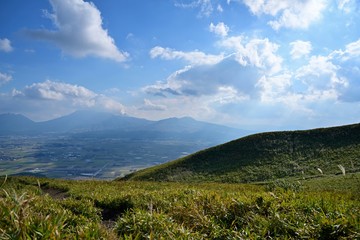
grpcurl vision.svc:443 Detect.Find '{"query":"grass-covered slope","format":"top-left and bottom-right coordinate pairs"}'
top-left (122, 123), bottom-right (360, 182)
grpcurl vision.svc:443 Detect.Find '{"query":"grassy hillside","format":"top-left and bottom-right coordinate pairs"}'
top-left (122, 123), bottom-right (360, 183)
top-left (1, 174), bottom-right (359, 239)
top-left (2, 123), bottom-right (359, 238)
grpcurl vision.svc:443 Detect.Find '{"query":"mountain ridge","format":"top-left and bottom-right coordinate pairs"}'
top-left (0, 110), bottom-right (248, 144)
top-left (121, 122), bottom-right (360, 183)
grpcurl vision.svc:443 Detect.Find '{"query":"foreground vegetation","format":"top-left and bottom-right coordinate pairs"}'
top-left (1, 174), bottom-right (359, 239)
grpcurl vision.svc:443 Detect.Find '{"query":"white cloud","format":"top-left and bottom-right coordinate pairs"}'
top-left (150, 46), bottom-right (224, 65)
top-left (345, 39), bottom-right (360, 56)
top-left (20, 80), bottom-right (96, 102)
top-left (289, 40), bottom-right (312, 59)
top-left (0, 72), bottom-right (12, 86)
top-left (337, 0), bottom-right (353, 13)
top-left (288, 55), bottom-right (349, 110)
top-left (175, 0), bottom-right (213, 17)
top-left (144, 55), bottom-right (260, 99)
top-left (242, 0), bottom-right (326, 30)
top-left (0, 38), bottom-right (13, 52)
top-left (138, 99), bottom-right (167, 111)
top-left (329, 38), bottom-right (360, 62)
top-left (256, 73), bottom-right (292, 102)
top-left (220, 36), bottom-right (283, 74)
top-left (209, 22), bottom-right (229, 37)
top-left (212, 85), bottom-right (249, 104)
top-left (26, 0), bottom-right (128, 62)
top-left (142, 66), bottom-right (193, 97)
top-left (13, 80), bottom-right (125, 114)
top-left (217, 4), bottom-right (224, 12)
top-left (296, 56), bottom-right (338, 78)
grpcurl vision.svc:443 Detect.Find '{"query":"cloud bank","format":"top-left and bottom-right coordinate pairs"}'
top-left (0, 80), bottom-right (125, 121)
top-left (138, 35), bottom-right (360, 130)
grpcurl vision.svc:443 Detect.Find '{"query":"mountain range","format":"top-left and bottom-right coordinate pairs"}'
top-left (0, 111), bottom-right (249, 144)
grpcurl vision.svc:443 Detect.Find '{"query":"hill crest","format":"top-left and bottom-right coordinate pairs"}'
top-left (121, 122), bottom-right (360, 183)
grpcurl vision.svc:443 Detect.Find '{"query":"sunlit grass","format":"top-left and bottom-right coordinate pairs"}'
top-left (0, 175), bottom-right (359, 239)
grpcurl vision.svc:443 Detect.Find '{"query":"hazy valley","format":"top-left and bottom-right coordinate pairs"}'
top-left (0, 110), bottom-right (248, 179)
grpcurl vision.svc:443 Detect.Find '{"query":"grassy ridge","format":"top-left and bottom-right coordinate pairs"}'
top-left (122, 123), bottom-right (360, 182)
top-left (0, 175), bottom-right (359, 239)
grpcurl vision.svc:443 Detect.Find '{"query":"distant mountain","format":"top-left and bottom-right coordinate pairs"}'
top-left (0, 113), bottom-right (35, 134)
top-left (148, 117), bottom-right (207, 133)
top-left (134, 117), bottom-right (247, 143)
top-left (121, 123), bottom-right (360, 183)
top-left (37, 110), bottom-right (153, 133)
top-left (0, 111), bottom-right (248, 144)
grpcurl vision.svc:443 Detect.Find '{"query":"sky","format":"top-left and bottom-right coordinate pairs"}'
top-left (0, 0), bottom-right (360, 131)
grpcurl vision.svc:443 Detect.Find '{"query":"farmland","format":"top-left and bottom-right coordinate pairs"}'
top-left (0, 135), bottom-right (208, 179)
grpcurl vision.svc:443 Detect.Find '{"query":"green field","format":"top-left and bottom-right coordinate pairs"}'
top-left (1, 174), bottom-right (359, 239)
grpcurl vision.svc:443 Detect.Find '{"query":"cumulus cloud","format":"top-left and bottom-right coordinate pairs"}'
top-left (142, 45), bottom-right (360, 130)
top-left (150, 46), bottom-right (224, 65)
top-left (26, 0), bottom-right (128, 62)
top-left (12, 80), bottom-right (125, 114)
top-left (0, 72), bottom-right (12, 86)
top-left (19, 80), bottom-right (96, 102)
top-left (143, 55), bottom-right (260, 102)
top-left (143, 28), bottom-right (360, 130)
top-left (0, 38), bottom-right (13, 52)
top-left (242, 0), bottom-right (326, 30)
top-left (146, 36), bottom-right (283, 110)
top-left (295, 55), bottom-right (347, 90)
top-left (289, 40), bottom-right (312, 59)
top-left (256, 73), bottom-right (292, 103)
top-left (209, 22), bottom-right (229, 37)
top-left (220, 36), bottom-right (283, 74)
top-left (324, 39), bottom-right (360, 102)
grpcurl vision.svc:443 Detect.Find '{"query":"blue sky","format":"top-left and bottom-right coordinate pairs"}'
top-left (0, 0), bottom-right (360, 131)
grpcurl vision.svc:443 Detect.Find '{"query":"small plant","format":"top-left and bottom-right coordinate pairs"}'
top-left (338, 164), bottom-right (346, 175)
top-left (266, 179), bottom-right (302, 192)
top-left (0, 175), bottom-right (7, 188)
